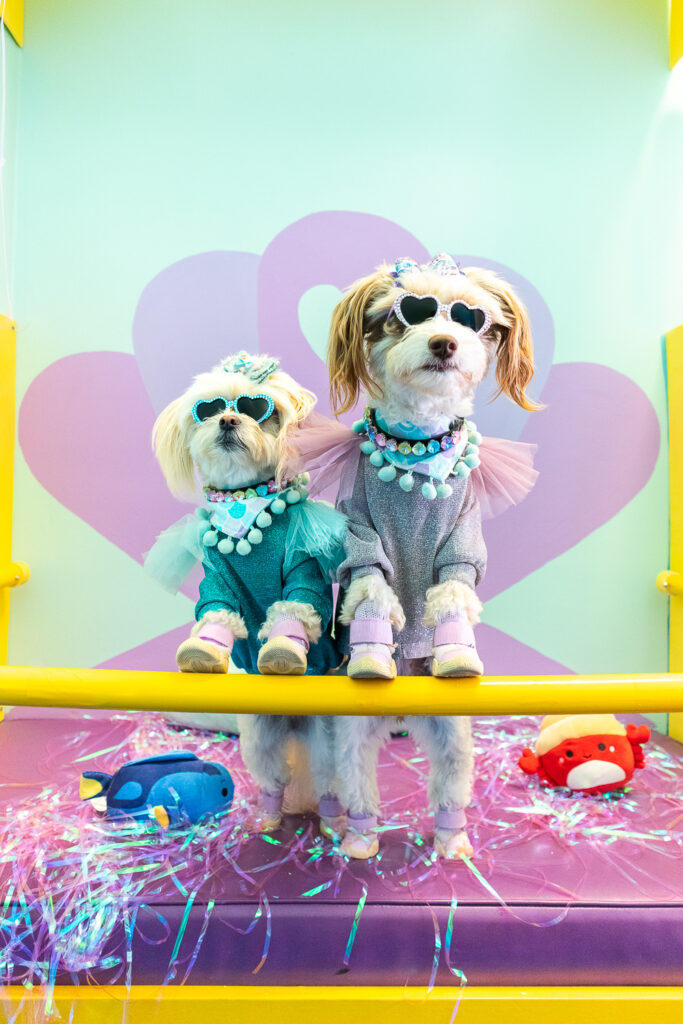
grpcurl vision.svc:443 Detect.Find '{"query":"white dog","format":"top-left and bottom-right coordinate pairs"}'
top-left (326, 254), bottom-right (538, 858)
top-left (149, 351), bottom-right (346, 835)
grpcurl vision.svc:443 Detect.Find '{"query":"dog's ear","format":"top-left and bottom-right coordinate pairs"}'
top-left (152, 397), bottom-right (197, 500)
top-left (468, 270), bottom-right (541, 411)
top-left (268, 373), bottom-right (317, 486)
top-left (494, 284), bottom-right (541, 411)
top-left (287, 381), bottom-right (316, 423)
top-left (328, 270), bottom-right (393, 415)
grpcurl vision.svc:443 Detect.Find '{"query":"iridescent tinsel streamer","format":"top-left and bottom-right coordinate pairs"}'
top-left (445, 898), bottom-right (467, 1022)
top-left (339, 886), bottom-right (368, 972)
top-left (251, 895), bottom-right (271, 975)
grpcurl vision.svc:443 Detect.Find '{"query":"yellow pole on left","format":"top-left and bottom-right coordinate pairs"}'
top-left (0, 317), bottom-right (27, 703)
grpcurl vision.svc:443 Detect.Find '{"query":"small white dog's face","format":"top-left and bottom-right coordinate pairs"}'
top-left (328, 260), bottom-right (537, 421)
top-left (153, 357), bottom-right (315, 499)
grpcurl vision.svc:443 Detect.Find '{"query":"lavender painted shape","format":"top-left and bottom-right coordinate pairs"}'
top-left (17, 212), bottom-right (661, 675)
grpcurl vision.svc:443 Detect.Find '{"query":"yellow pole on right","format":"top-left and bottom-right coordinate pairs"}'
top-left (671, 0), bottom-right (683, 68)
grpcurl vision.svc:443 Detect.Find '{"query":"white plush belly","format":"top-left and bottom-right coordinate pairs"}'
top-left (566, 760), bottom-right (626, 790)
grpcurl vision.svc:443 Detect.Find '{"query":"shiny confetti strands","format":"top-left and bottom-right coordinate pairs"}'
top-left (251, 896), bottom-right (271, 976)
top-left (300, 881), bottom-right (334, 898)
top-left (0, 710), bottom-right (681, 1001)
top-left (332, 886), bottom-right (369, 975)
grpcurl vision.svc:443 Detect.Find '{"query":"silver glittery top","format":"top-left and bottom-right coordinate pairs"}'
top-left (336, 454), bottom-right (487, 659)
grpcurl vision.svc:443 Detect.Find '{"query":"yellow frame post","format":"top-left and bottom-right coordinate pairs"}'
top-left (1, 1), bottom-right (23, 47)
top-left (672, 0), bottom-right (683, 68)
top-left (664, 326), bottom-right (683, 739)
top-left (0, 316), bottom-right (22, 672)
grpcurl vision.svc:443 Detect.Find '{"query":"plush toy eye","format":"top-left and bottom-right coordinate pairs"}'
top-left (598, 743), bottom-right (606, 751)
top-left (221, 787), bottom-right (229, 797)
top-left (565, 749), bottom-right (574, 758)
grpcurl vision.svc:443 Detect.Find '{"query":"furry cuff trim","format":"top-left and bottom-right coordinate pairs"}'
top-left (257, 601), bottom-right (322, 644)
top-left (193, 609), bottom-right (248, 639)
top-left (423, 580), bottom-right (482, 627)
top-left (339, 574), bottom-right (406, 630)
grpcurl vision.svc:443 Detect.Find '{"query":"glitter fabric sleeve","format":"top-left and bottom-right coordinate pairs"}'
top-left (434, 481), bottom-right (487, 588)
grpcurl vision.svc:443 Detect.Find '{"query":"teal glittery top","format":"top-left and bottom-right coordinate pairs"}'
top-left (196, 501), bottom-right (342, 675)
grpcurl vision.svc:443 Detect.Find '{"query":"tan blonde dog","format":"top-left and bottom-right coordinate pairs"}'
top-left (148, 351), bottom-right (346, 835)
top-left (326, 254), bottom-right (538, 858)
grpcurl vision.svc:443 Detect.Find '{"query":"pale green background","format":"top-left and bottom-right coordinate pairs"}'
top-left (3, 2), bottom-right (682, 732)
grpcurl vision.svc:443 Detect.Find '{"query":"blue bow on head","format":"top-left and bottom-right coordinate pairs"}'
top-left (222, 351), bottom-right (280, 385)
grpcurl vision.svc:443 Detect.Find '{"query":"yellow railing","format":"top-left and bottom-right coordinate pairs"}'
top-left (0, 666), bottom-right (681, 716)
top-left (1, 984), bottom-right (681, 1024)
top-left (0, 317), bottom-right (28, 673)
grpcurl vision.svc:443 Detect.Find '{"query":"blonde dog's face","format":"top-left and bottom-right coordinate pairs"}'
top-left (328, 261), bottom-right (538, 421)
top-left (366, 268), bottom-right (501, 420)
top-left (153, 358), bottom-right (315, 499)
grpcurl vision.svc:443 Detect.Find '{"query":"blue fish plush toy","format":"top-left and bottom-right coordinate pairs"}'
top-left (80, 750), bottom-right (234, 827)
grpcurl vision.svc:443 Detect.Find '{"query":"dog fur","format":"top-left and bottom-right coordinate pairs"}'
top-left (327, 259), bottom-right (537, 858)
top-left (152, 354), bottom-right (342, 830)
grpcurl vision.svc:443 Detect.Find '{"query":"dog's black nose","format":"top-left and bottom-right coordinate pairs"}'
top-left (429, 335), bottom-right (457, 360)
top-left (219, 414), bottom-right (240, 430)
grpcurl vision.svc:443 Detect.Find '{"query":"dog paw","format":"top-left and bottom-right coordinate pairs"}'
top-left (176, 638), bottom-right (230, 673)
top-left (255, 811), bottom-right (283, 833)
top-left (434, 829), bottom-right (473, 859)
top-left (341, 831), bottom-right (379, 859)
top-left (257, 636), bottom-right (308, 675)
top-left (319, 814), bottom-right (347, 841)
top-left (431, 646), bottom-right (483, 678)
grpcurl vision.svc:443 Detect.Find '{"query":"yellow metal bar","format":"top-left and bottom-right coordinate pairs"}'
top-left (0, 985), bottom-right (680, 1023)
top-left (665, 326), bottom-right (683, 740)
top-left (1, 0), bottom-right (23, 47)
top-left (0, 317), bottom-right (19, 668)
top-left (657, 570), bottom-right (683, 597)
top-left (0, 560), bottom-right (29, 589)
top-left (672, 0), bottom-right (683, 68)
top-left (0, 666), bottom-right (681, 716)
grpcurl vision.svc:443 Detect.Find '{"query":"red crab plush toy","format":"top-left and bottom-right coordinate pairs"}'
top-left (519, 714), bottom-right (650, 794)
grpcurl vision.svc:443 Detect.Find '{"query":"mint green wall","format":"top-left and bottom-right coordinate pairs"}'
top-left (6, 2), bottom-right (683, 731)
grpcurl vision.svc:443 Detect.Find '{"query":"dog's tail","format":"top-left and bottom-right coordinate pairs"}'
top-left (282, 737), bottom-right (318, 814)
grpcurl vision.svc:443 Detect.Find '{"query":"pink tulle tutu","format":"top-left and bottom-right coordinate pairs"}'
top-left (284, 412), bottom-right (538, 518)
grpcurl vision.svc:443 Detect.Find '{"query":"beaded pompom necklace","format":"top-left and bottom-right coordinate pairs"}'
top-left (201, 473), bottom-right (309, 556)
top-left (353, 407), bottom-right (481, 499)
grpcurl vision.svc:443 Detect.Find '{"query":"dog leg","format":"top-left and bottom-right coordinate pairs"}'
top-left (336, 715), bottom-right (391, 858)
top-left (308, 717), bottom-right (346, 839)
top-left (238, 714), bottom-right (292, 831)
top-left (340, 575), bottom-right (404, 680)
top-left (407, 714), bottom-right (474, 859)
top-left (176, 610), bottom-right (247, 673)
top-left (256, 601), bottom-right (321, 675)
top-left (424, 581), bottom-right (483, 678)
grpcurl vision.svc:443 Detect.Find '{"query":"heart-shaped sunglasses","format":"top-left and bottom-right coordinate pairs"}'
top-left (192, 393), bottom-right (275, 425)
top-left (389, 292), bottom-right (492, 335)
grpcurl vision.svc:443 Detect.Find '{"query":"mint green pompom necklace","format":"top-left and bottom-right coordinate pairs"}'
top-left (200, 473), bottom-right (309, 555)
top-left (353, 406), bottom-right (481, 500)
